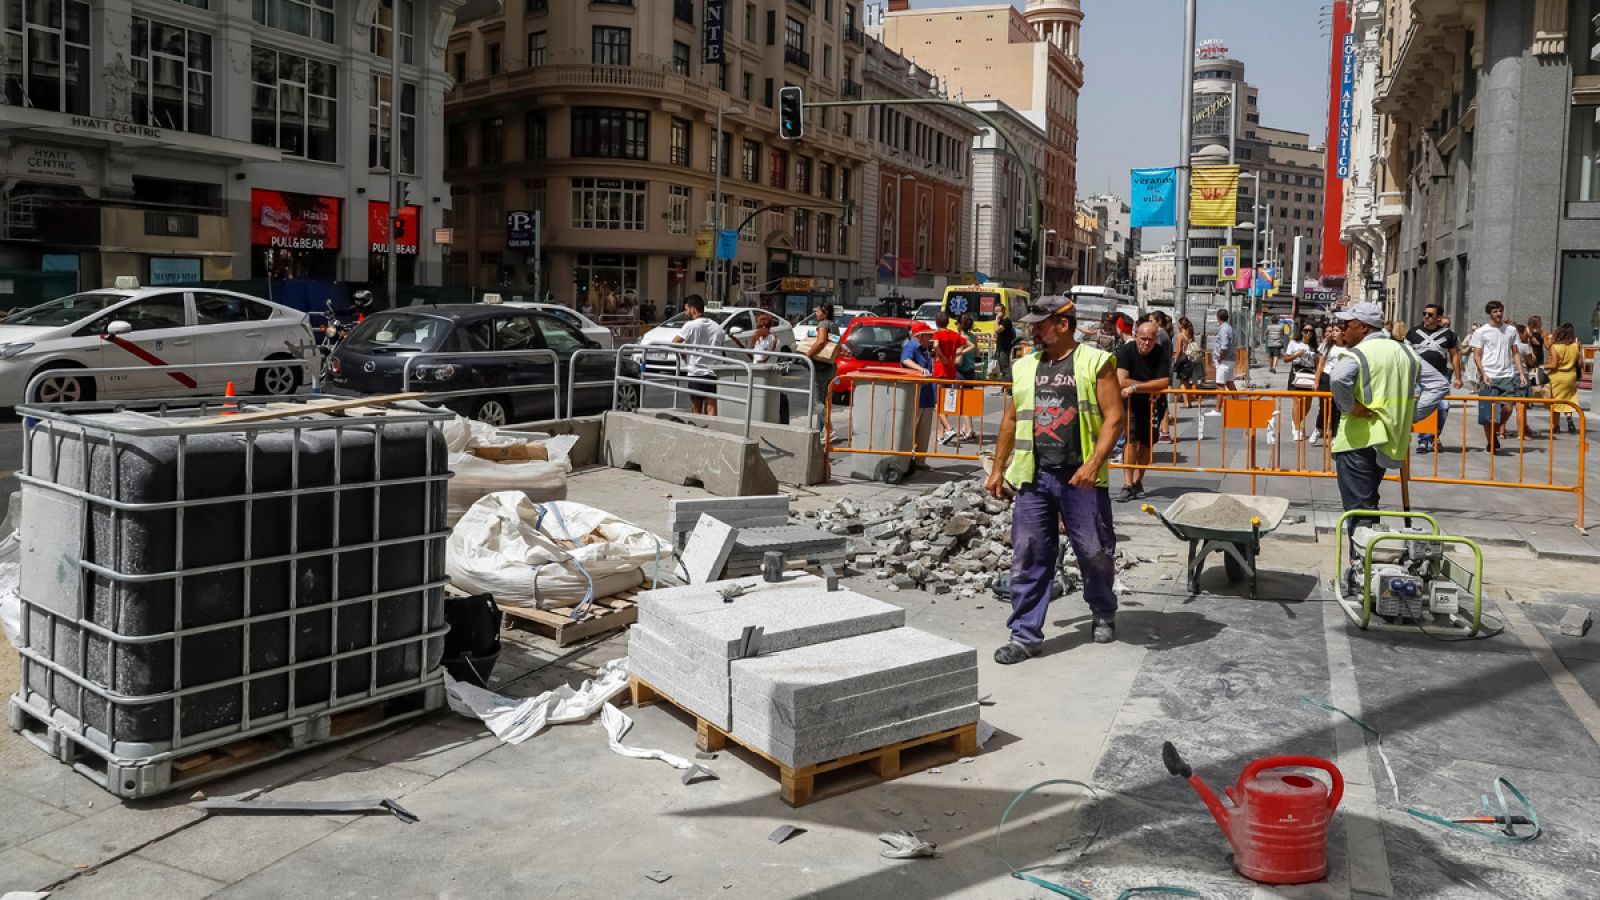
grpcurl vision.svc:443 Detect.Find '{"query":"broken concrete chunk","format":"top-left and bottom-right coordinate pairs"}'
top-left (1561, 606), bottom-right (1593, 637)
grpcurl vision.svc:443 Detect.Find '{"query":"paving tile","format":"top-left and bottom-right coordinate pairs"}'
top-left (0, 846), bottom-right (75, 894)
top-left (21, 798), bottom-right (200, 869)
top-left (0, 785), bottom-right (81, 853)
top-left (50, 855), bottom-right (223, 900)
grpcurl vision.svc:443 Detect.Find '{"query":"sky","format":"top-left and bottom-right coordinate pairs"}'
top-left (900, 0), bottom-right (1333, 202)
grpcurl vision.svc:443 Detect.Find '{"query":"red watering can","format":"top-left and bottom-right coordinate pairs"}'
top-left (1163, 741), bottom-right (1343, 885)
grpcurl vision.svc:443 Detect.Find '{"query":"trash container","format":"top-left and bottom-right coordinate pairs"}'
top-left (713, 362), bottom-right (785, 424)
top-left (845, 376), bottom-right (933, 483)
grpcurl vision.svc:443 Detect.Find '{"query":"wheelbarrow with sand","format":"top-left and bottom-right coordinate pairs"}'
top-left (1142, 494), bottom-right (1290, 598)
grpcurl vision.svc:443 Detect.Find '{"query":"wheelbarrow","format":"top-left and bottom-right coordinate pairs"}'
top-left (1142, 494), bottom-right (1290, 599)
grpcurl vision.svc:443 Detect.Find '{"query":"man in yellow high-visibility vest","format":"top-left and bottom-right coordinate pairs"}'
top-left (1327, 301), bottom-right (1447, 571)
top-left (985, 298), bottom-right (1125, 663)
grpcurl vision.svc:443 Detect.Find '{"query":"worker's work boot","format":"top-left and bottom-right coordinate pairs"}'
top-left (994, 641), bottom-right (1039, 665)
top-left (1092, 617), bottom-right (1116, 644)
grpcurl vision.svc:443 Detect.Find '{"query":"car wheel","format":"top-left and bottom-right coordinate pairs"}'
top-left (470, 396), bottom-right (512, 427)
top-left (32, 368), bottom-right (94, 405)
top-left (255, 360), bottom-right (301, 396)
top-left (614, 383), bottom-right (640, 413)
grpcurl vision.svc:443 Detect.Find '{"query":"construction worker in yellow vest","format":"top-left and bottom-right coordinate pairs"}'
top-left (1327, 301), bottom-right (1447, 574)
top-left (985, 297), bottom-right (1126, 663)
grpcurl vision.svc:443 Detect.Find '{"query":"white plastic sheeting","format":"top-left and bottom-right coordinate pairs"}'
top-left (601, 703), bottom-right (694, 771)
top-left (443, 416), bottom-right (579, 524)
top-left (446, 494), bottom-right (672, 609)
top-left (443, 656), bottom-right (630, 744)
top-left (0, 533), bottom-right (20, 650)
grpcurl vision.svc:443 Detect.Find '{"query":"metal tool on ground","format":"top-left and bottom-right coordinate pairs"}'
top-left (197, 798), bottom-right (418, 824)
top-left (1333, 509), bottom-right (1494, 638)
top-left (1142, 493), bottom-right (1289, 598)
top-left (1161, 741), bottom-right (1342, 886)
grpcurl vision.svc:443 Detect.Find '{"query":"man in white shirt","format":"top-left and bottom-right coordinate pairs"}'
top-left (1212, 308), bottom-right (1238, 403)
top-left (1466, 300), bottom-right (1528, 453)
top-left (673, 296), bottom-right (732, 416)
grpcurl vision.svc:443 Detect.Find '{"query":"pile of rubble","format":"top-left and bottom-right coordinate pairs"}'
top-left (796, 479), bottom-right (1086, 599)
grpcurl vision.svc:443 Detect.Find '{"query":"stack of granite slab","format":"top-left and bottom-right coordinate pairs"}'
top-left (627, 574), bottom-right (979, 768)
top-left (721, 524), bottom-right (849, 578)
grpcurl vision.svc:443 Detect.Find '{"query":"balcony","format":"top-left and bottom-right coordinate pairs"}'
top-left (790, 0), bottom-right (813, 8)
top-left (1376, 191), bottom-right (1405, 227)
top-left (843, 79), bottom-right (863, 99)
top-left (784, 45), bottom-right (811, 70)
top-left (674, 0), bottom-right (693, 23)
top-left (846, 24), bottom-right (865, 47)
top-left (449, 63), bottom-right (712, 106)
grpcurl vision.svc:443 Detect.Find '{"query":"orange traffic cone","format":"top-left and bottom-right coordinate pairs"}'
top-left (222, 381), bottom-right (238, 416)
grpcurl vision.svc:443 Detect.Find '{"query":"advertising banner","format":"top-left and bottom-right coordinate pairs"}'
top-left (1190, 165), bottom-right (1240, 228)
top-left (367, 202), bottom-right (419, 255)
top-left (703, 0), bottom-right (727, 64)
top-left (1129, 168), bottom-right (1177, 228)
top-left (1337, 32), bottom-right (1356, 179)
top-left (251, 190), bottom-right (341, 251)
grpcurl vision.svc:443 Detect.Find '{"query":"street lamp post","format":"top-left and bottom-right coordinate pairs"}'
top-left (972, 202), bottom-right (992, 277)
top-left (712, 104), bottom-right (745, 306)
top-left (1174, 0), bottom-right (1198, 321)
top-left (1038, 228), bottom-right (1058, 296)
top-left (893, 174), bottom-right (916, 300)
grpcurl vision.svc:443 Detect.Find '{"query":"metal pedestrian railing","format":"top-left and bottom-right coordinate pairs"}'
top-left (401, 350), bottom-right (561, 421)
top-left (613, 342), bottom-right (822, 437)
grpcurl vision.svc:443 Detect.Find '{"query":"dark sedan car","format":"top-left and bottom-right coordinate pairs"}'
top-left (327, 304), bottom-right (639, 425)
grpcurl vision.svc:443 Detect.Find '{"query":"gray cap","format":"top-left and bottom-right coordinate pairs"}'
top-left (1336, 301), bottom-right (1385, 328)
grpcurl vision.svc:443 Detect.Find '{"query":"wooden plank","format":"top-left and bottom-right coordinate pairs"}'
top-left (184, 392), bottom-right (426, 427)
top-left (498, 594), bottom-right (639, 647)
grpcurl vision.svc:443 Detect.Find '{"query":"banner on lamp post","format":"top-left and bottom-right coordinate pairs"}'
top-left (1129, 167), bottom-right (1177, 228)
top-left (1190, 165), bottom-right (1240, 228)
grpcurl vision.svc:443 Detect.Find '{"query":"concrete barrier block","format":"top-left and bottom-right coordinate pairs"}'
top-left (602, 412), bottom-right (778, 496)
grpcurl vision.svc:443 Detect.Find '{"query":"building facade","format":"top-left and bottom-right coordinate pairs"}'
top-left (0, 0), bottom-right (459, 296)
top-left (444, 0), bottom-right (872, 316)
top-left (879, 0), bottom-right (1083, 290)
top-left (1136, 244), bottom-right (1176, 308)
top-left (1371, 0), bottom-right (1600, 334)
top-left (967, 99), bottom-right (1046, 289)
top-left (859, 39), bottom-right (976, 305)
top-left (1087, 193), bottom-right (1138, 293)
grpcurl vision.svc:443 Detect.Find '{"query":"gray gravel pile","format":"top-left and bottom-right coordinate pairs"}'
top-left (793, 479), bottom-right (1145, 599)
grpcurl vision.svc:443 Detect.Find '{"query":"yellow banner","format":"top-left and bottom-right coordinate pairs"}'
top-left (695, 229), bottom-right (715, 260)
top-left (1190, 165), bottom-right (1240, 228)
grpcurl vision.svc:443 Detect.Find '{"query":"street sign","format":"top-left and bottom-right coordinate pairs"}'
top-left (1218, 245), bottom-right (1241, 283)
top-left (506, 210), bottom-right (536, 250)
top-left (715, 228), bottom-right (737, 260)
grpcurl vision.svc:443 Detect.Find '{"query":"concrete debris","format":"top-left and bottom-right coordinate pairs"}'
top-left (1561, 606), bottom-right (1593, 637)
top-left (768, 824), bottom-right (806, 844)
top-left (879, 830), bottom-right (938, 859)
top-left (644, 870), bottom-right (673, 884)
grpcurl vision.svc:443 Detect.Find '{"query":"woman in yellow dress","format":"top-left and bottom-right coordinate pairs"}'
top-left (1546, 323), bottom-right (1583, 436)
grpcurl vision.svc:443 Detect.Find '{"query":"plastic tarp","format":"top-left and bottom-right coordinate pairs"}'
top-left (0, 533), bottom-right (20, 650)
top-left (441, 416), bottom-right (578, 524)
top-left (447, 493), bottom-right (672, 609)
top-left (444, 657), bottom-right (631, 744)
top-left (601, 702), bottom-right (694, 771)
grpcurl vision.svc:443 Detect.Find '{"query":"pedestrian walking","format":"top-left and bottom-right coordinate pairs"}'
top-left (901, 322), bottom-right (939, 452)
top-left (1264, 316), bottom-right (1286, 374)
top-left (1212, 308), bottom-right (1238, 400)
top-left (1284, 323), bottom-right (1319, 442)
top-left (1467, 301), bottom-right (1529, 453)
top-left (673, 296), bottom-right (731, 416)
top-left (1310, 321), bottom-right (1350, 446)
top-left (1547, 323), bottom-right (1583, 435)
top-left (1327, 302), bottom-right (1447, 574)
top-left (1526, 316), bottom-right (1551, 437)
top-left (1406, 304), bottom-right (1462, 453)
top-left (955, 313), bottom-right (980, 443)
top-left (932, 311), bottom-right (973, 445)
top-left (1174, 317), bottom-right (1200, 404)
top-left (1115, 321), bottom-right (1171, 502)
top-left (995, 316), bottom-right (1019, 385)
top-left (986, 297), bottom-right (1125, 660)
top-left (803, 302), bottom-right (838, 428)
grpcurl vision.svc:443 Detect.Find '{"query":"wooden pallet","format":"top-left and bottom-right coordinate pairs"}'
top-left (498, 589), bottom-right (640, 647)
top-left (628, 675), bottom-right (979, 807)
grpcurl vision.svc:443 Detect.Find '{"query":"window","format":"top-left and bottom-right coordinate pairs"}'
top-left (716, 132), bottom-right (732, 177)
top-left (251, 47), bottom-right (338, 162)
top-left (494, 314), bottom-right (540, 351)
top-left (769, 148), bottom-right (789, 189)
top-left (766, 10), bottom-right (777, 45)
top-left (673, 42), bottom-right (691, 76)
top-left (3, 0), bottom-right (91, 114)
top-left (195, 293), bottom-right (272, 324)
top-left (668, 185), bottom-right (691, 235)
top-left (817, 213), bottom-right (833, 254)
top-left (593, 27), bottom-right (631, 66)
top-left (742, 72), bottom-right (753, 101)
top-left (448, 123), bottom-right (469, 168)
top-left (793, 209), bottom-right (811, 251)
top-left (132, 17), bottom-right (213, 135)
top-left (481, 117), bottom-right (505, 164)
top-left (839, 168), bottom-right (852, 204)
top-left (368, 77), bottom-right (417, 173)
top-left (1570, 106), bottom-right (1600, 201)
top-left (525, 111), bottom-right (547, 160)
top-left (571, 108), bottom-right (649, 160)
top-left (528, 0), bottom-right (548, 11)
top-left (745, 3), bottom-right (757, 41)
top-left (742, 139), bottom-right (761, 182)
top-left (671, 117), bottom-right (692, 166)
top-left (841, 111), bottom-right (853, 139)
top-left (487, 43), bottom-right (502, 76)
top-left (371, 0), bottom-right (416, 65)
top-left (536, 317), bottom-right (589, 355)
top-left (819, 163), bottom-right (836, 199)
top-left (528, 31), bottom-right (547, 67)
top-left (763, 78), bottom-right (774, 108)
top-left (571, 178), bottom-right (647, 230)
top-left (823, 45), bottom-right (832, 78)
top-left (253, 0), bottom-right (335, 42)
top-left (479, 186), bottom-right (505, 229)
top-left (740, 199), bottom-right (759, 241)
top-left (114, 295), bottom-right (189, 331)
top-left (453, 52), bottom-right (466, 82)
top-left (795, 157), bottom-right (813, 194)
top-left (785, 17), bottom-right (805, 52)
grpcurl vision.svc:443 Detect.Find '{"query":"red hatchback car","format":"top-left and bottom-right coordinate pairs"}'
top-left (831, 316), bottom-right (915, 403)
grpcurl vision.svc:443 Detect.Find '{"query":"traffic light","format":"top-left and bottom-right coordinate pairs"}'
top-left (778, 85), bottom-right (804, 140)
top-left (1011, 229), bottom-right (1033, 270)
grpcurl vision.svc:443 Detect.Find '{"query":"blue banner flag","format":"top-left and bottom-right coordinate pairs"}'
top-left (1130, 168), bottom-right (1178, 228)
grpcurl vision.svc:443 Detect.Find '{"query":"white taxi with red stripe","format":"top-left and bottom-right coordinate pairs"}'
top-left (0, 286), bottom-right (314, 408)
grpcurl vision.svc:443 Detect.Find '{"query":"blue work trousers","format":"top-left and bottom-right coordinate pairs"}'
top-left (1006, 468), bottom-right (1119, 647)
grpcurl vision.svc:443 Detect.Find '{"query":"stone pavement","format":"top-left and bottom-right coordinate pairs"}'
top-left (3, 465), bottom-right (1600, 898)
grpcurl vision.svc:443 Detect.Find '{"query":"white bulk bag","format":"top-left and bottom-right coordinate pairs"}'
top-left (447, 492), bottom-right (671, 609)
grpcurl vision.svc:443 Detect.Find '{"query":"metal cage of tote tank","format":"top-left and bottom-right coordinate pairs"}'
top-left (8, 396), bottom-right (454, 799)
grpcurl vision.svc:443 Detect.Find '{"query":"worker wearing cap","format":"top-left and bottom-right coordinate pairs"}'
top-left (985, 297), bottom-right (1125, 660)
top-left (1327, 301), bottom-right (1447, 562)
